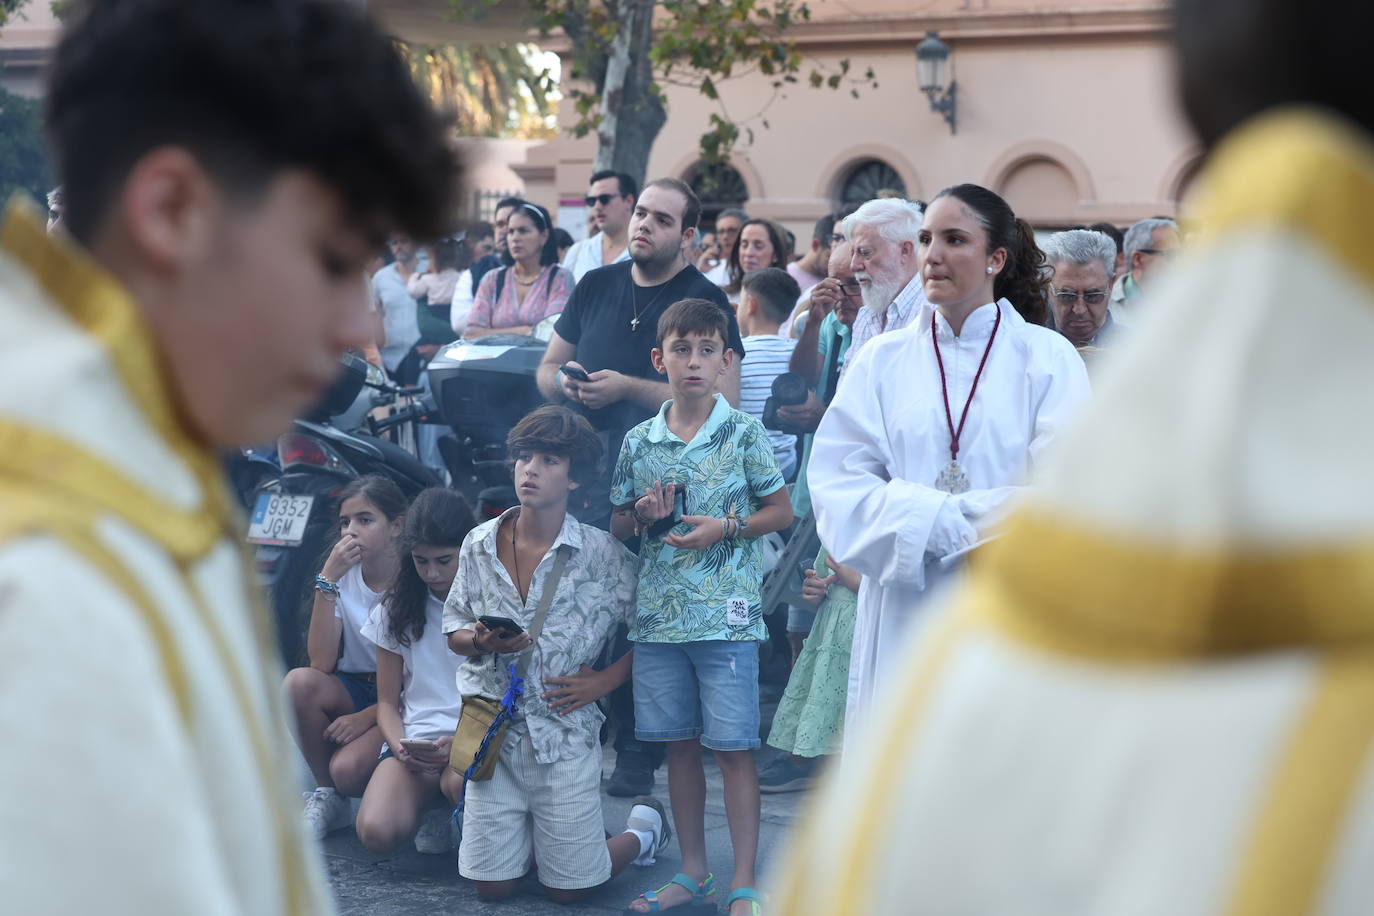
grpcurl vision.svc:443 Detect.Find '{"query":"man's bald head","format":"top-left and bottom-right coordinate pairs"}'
top-left (828, 241), bottom-right (853, 279)
top-left (826, 241), bottom-right (861, 327)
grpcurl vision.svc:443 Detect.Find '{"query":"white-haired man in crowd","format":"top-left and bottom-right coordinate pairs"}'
top-left (1043, 229), bottom-right (1121, 349)
top-left (1111, 216), bottom-right (1179, 321)
top-left (843, 198), bottom-right (928, 368)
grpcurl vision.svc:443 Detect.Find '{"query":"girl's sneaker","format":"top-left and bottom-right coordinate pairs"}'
top-left (302, 787), bottom-right (352, 840)
top-left (414, 807), bottom-right (454, 855)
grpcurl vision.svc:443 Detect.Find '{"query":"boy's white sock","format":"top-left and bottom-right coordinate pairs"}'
top-left (625, 801), bottom-right (665, 866)
top-left (627, 828), bottom-right (655, 864)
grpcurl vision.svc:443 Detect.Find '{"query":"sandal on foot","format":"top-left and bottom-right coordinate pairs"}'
top-left (726, 887), bottom-right (765, 915)
top-left (626, 872), bottom-right (715, 912)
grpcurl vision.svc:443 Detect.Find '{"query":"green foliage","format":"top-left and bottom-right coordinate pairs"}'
top-left (398, 42), bottom-right (556, 139)
top-left (0, 0), bottom-right (26, 26)
top-left (0, 81), bottom-right (53, 207)
top-left (450, 0), bottom-right (878, 172)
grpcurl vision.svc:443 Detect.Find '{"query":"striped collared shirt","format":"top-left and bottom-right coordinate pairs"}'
top-left (844, 271), bottom-right (927, 371)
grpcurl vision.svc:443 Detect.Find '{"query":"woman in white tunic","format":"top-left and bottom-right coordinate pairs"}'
top-left (808, 184), bottom-right (1091, 731)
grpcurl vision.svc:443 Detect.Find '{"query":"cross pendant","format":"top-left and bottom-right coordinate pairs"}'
top-left (630, 317), bottom-right (640, 331)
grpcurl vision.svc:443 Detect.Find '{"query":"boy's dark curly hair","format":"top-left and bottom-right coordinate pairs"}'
top-left (47, 0), bottom-right (463, 245)
top-left (506, 405), bottom-right (604, 487)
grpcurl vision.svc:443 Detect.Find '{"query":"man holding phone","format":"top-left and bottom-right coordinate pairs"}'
top-left (538, 177), bottom-right (744, 529)
top-left (537, 177), bottom-right (746, 797)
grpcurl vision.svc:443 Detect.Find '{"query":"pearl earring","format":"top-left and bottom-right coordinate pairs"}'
top-left (986, 266), bottom-right (994, 274)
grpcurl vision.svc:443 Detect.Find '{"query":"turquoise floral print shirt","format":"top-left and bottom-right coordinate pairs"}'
top-left (612, 393), bottom-right (786, 643)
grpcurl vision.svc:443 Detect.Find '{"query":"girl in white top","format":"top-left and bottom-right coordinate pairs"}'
top-left (284, 475), bottom-right (407, 839)
top-left (355, 487), bottom-right (475, 855)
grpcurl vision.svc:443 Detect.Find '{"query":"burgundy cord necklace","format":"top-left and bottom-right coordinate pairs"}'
top-left (931, 304), bottom-right (1001, 494)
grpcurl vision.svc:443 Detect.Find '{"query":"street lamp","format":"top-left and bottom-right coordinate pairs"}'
top-left (916, 31), bottom-right (957, 135)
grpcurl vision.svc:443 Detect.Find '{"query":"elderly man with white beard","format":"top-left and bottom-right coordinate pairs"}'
top-left (841, 198), bottom-right (928, 370)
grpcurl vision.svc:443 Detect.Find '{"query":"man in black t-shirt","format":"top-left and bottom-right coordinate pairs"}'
top-left (538, 177), bottom-right (744, 521)
top-left (536, 176), bottom-right (744, 798)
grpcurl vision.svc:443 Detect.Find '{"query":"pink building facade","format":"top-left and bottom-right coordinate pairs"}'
top-left (515, 0), bottom-right (1198, 241)
top-left (2, 0), bottom-right (1197, 240)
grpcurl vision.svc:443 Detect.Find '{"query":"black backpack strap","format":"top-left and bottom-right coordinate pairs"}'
top-left (494, 266), bottom-right (507, 301)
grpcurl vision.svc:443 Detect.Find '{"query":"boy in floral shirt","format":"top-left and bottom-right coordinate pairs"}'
top-left (443, 406), bottom-right (669, 903)
top-left (611, 298), bottom-right (794, 915)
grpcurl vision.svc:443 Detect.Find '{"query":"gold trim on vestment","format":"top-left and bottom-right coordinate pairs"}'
top-left (0, 488), bottom-right (194, 724)
top-left (969, 511), bottom-right (1374, 661)
top-left (1224, 652), bottom-right (1374, 916)
top-left (1197, 108), bottom-right (1374, 290)
top-left (0, 201), bottom-right (317, 913)
top-left (0, 196), bottom-right (236, 536)
top-left (772, 614), bottom-right (972, 915)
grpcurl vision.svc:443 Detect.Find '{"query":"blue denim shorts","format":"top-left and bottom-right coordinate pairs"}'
top-left (633, 640), bottom-right (760, 751)
top-left (334, 670), bottom-right (377, 713)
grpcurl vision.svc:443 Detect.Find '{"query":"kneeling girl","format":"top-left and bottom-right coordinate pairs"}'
top-left (355, 487), bottom-right (475, 854)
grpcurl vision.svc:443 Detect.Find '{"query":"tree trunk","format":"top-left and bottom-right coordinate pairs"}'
top-left (593, 0), bottom-right (666, 188)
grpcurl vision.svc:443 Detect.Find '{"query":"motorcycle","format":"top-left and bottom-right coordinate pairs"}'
top-left (426, 320), bottom-right (562, 520)
top-left (245, 352), bottom-right (447, 667)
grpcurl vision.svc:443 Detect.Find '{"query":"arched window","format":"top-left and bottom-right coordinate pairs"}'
top-left (688, 162), bottom-right (749, 224)
top-left (998, 156), bottom-right (1079, 224)
top-left (839, 160), bottom-right (907, 206)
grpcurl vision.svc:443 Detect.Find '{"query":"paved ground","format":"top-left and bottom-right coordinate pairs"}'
top-left (323, 745), bottom-right (808, 914)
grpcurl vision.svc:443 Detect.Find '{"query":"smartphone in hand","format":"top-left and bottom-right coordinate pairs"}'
top-left (477, 615), bottom-right (525, 637)
top-left (559, 364), bottom-right (591, 383)
top-left (647, 484), bottom-right (689, 540)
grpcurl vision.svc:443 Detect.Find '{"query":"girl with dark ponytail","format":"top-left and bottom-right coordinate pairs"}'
top-left (805, 184), bottom-right (1091, 728)
top-left (930, 183), bottom-right (1049, 325)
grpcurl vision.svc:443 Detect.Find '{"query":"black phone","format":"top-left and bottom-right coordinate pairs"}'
top-left (646, 483), bottom-right (689, 539)
top-left (477, 615), bottom-right (524, 636)
top-left (559, 364), bottom-right (591, 383)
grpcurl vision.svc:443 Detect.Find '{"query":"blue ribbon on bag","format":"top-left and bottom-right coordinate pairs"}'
top-left (452, 661), bottom-right (525, 826)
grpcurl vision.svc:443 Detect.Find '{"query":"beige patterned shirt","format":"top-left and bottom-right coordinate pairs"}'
top-left (441, 508), bottom-right (638, 763)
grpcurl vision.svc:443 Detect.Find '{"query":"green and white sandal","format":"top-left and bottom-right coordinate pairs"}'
top-left (726, 887), bottom-right (764, 915)
top-left (627, 871), bottom-right (715, 912)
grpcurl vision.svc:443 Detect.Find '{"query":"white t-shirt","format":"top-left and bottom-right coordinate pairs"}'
top-left (333, 564), bottom-right (381, 674)
top-left (361, 592), bottom-right (462, 740)
top-left (740, 333), bottom-right (799, 478)
top-left (450, 269), bottom-right (475, 336)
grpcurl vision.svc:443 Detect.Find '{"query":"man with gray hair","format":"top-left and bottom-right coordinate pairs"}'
top-left (1111, 216), bottom-right (1180, 320)
top-left (843, 197), bottom-right (927, 367)
top-left (1043, 229), bottom-right (1120, 349)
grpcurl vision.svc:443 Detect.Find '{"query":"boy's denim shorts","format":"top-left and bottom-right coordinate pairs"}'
top-left (633, 640), bottom-right (760, 751)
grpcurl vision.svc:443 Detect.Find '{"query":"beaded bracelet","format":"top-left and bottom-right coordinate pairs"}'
top-left (314, 574), bottom-right (341, 600)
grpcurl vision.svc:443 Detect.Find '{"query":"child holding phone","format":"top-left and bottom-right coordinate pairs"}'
top-left (284, 475), bottom-right (407, 840)
top-left (610, 299), bottom-right (793, 916)
top-left (355, 488), bottom-right (476, 854)
top-left (444, 406), bottom-right (668, 904)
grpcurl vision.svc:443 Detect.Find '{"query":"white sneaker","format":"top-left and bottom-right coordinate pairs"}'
top-left (302, 787), bottom-right (352, 840)
top-left (414, 806), bottom-right (454, 855)
top-left (627, 796), bottom-right (672, 866)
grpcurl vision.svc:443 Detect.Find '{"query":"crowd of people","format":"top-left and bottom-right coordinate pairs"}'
top-left (292, 146), bottom-right (1193, 911)
top-left (11, 0), bottom-right (1374, 914)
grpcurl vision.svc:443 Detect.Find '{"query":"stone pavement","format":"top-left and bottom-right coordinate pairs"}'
top-left (324, 745), bottom-right (810, 915)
